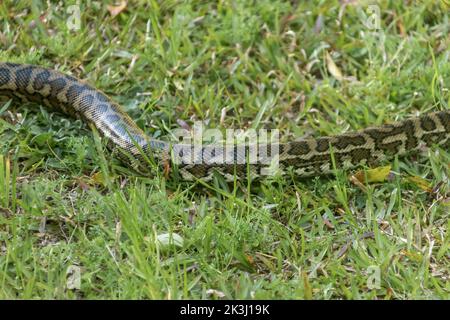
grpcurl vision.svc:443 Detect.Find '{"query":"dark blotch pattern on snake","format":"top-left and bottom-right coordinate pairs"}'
top-left (0, 63), bottom-right (449, 181)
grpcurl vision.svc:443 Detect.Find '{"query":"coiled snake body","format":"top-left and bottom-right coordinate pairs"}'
top-left (0, 62), bottom-right (449, 181)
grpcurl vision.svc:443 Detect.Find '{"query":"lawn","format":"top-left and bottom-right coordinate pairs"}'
top-left (0, 0), bottom-right (449, 299)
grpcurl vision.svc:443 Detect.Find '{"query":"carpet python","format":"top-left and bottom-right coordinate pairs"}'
top-left (0, 62), bottom-right (449, 181)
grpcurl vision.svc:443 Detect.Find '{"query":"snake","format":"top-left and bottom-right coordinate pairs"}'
top-left (0, 62), bottom-right (449, 181)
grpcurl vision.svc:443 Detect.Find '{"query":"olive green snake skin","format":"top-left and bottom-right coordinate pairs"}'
top-left (0, 62), bottom-right (449, 181)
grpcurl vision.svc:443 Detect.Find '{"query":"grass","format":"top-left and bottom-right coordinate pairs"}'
top-left (0, 0), bottom-right (449, 299)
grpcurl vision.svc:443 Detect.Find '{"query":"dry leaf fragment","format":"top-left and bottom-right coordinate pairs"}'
top-left (336, 240), bottom-right (351, 258)
top-left (323, 216), bottom-right (335, 229)
top-left (353, 165), bottom-right (391, 184)
top-left (349, 174), bottom-right (367, 191)
top-left (76, 178), bottom-right (90, 191)
top-left (91, 172), bottom-right (105, 185)
top-left (206, 289), bottom-right (226, 298)
top-left (302, 272), bottom-right (313, 300)
top-left (396, 16), bottom-right (406, 37)
top-left (107, 1), bottom-right (127, 18)
top-left (156, 233), bottom-right (184, 248)
top-left (245, 254), bottom-right (255, 266)
top-left (400, 249), bottom-right (423, 262)
top-left (405, 175), bottom-right (432, 192)
top-left (163, 158), bottom-right (171, 179)
top-left (325, 51), bottom-right (343, 81)
top-left (176, 119), bottom-right (191, 131)
top-left (0, 207), bottom-right (12, 218)
top-left (314, 14), bottom-right (324, 33)
top-left (0, 31), bottom-right (6, 46)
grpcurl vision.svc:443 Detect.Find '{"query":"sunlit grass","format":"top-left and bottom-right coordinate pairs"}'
top-left (0, 0), bottom-right (448, 299)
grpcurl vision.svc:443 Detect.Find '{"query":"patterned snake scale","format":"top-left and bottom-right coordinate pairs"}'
top-left (0, 62), bottom-right (449, 181)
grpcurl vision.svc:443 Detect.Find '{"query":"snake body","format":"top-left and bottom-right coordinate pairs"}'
top-left (0, 62), bottom-right (449, 181)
